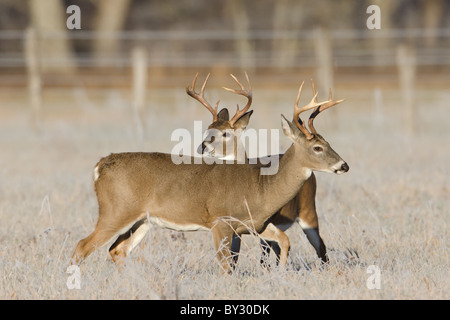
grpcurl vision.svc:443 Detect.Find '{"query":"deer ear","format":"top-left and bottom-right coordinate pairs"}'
top-left (217, 108), bottom-right (229, 121)
top-left (232, 110), bottom-right (253, 130)
top-left (281, 114), bottom-right (300, 141)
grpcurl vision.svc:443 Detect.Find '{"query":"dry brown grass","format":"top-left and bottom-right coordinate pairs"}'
top-left (0, 86), bottom-right (448, 299)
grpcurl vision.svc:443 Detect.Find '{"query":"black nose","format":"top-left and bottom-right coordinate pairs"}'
top-left (341, 162), bottom-right (349, 172)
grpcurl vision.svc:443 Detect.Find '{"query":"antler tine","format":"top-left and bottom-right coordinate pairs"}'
top-left (222, 72), bottom-right (253, 127)
top-left (307, 79), bottom-right (320, 134)
top-left (293, 81), bottom-right (330, 140)
top-left (311, 79), bottom-right (318, 103)
top-left (308, 84), bottom-right (345, 134)
top-left (200, 72), bottom-right (209, 95)
top-left (222, 72), bottom-right (252, 93)
top-left (186, 72), bottom-right (218, 121)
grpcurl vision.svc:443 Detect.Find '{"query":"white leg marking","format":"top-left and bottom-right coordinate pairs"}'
top-left (297, 218), bottom-right (312, 229)
top-left (126, 222), bottom-right (151, 255)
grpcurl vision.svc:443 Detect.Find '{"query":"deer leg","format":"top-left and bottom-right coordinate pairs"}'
top-left (259, 223), bottom-right (290, 268)
top-left (302, 227), bottom-right (327, 263)
top-left (71, 222), bottom-right (124, 265)
top-left (298, 173), bottom-right (328, 263)
top-left (297, 215), bottom-right (328, 263)
top-left (230, 233), bottom-right (241, 266)
top-left (259, 240), bottom-right (283, 267)
top-left (211, 221), bottom-right (235, 274)
top-left (71, 203), bottom-right (148, 265)
top-left (109, 219), bottom-right (150, 265)
top-left (259, 239), bottom-right (272, 267)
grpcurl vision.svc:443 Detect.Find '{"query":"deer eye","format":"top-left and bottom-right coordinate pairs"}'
top-left (313, 146), bottom-right (323, 152)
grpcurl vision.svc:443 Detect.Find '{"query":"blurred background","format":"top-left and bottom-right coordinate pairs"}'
top-left (1, 0), bottom-right (449, 148)
top-left (2, 0), bottom-right (450, 83)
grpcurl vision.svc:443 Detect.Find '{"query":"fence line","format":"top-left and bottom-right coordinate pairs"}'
top-left (2, 28), bottom-right (450, 40)
top-left (0, 28), bottom-right (449, 69)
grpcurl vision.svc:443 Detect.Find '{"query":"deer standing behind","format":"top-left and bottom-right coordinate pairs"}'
top-left (194, 73), bottom-right (347, 264)
top-left (70, 75), bottom-right (348, 273)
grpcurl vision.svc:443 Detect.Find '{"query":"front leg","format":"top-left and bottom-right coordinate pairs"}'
top-left (211, 220), bottom-right (236, 274)
top-left (298, 173), bottom-right (328, 263)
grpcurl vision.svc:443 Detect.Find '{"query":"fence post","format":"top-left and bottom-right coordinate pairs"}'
top-left (314, 27), bottom-right (336, 127)
top-left (396, 44), bottom-right (417, 134)
top-left (24, 27), bottom-right (42, 129)
top-left (314, 27), bottom-right (334, 91)
top-left (132, 46), bottom-right (147, 143)
top-left (228, 0), bottom-right (254, 70)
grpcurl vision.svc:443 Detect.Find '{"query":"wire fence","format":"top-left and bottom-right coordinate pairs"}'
top-left (1, 28), bottom-right (450, 69)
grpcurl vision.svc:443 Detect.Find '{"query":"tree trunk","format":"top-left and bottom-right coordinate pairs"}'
top-left (396, 44), bottom-right (417, 135)
top-left (227, 0), bottom-right (254, 70)
top-left (423, 0), bottom-right (444, 47)
top-left (28, 0), bottom-right (76, 73)
top-left (272, 0), bottom-right (302, 70)
top-left (93, 0), bottom-right (132, 66)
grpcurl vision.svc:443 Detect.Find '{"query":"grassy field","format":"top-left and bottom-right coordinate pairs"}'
top-left (0, 84), bottom-right (448, 299)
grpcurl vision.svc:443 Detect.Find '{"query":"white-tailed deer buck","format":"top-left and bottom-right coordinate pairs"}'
top-left (71, 75), bottom-right (348, 273)
top-left (194, 73), bottom-right (347, 264)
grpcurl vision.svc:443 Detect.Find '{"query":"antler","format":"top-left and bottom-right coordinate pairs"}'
top-left (308, 79), bottom-right (345, 135)
top-left (186, 72), bottom-right (219, 122)
top-left (293, 81), bottom-right (330, 140)
top-left (222, 72), bottom-right (252, 127)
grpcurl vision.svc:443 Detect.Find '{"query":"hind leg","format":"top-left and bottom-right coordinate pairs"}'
top-left (260, 223), bottom-right (290, 268)
top-left (109, 219), bottom-right (150, 264)
top-left (70, 205), bottom-right (144, 265)
top-left (71, 222), bottom-right (123, 265)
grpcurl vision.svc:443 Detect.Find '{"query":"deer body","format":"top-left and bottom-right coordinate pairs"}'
top-left (95, 148), bottom-right (316, 232)
top-left (72, 140), bottom-right (328, 272)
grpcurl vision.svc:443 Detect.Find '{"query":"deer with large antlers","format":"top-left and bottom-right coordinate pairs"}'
top-left (70, 75), bottom-right (348, 273)
top-left (193, 73), bottom-right (347, 264)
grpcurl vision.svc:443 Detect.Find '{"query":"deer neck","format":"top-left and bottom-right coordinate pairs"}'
top-left (260, 142), bottom-right (312, 209)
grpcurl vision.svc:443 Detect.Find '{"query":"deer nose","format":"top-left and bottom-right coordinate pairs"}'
top-left (341, 162), bottom-right (349, 172)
